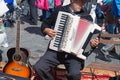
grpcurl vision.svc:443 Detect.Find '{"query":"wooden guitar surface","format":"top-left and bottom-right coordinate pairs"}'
top-left (3, 48), bottom-right (31, 78)
top-left (3, 61), bottom-right (31, 78)
top-left (3, 8), bottom-right (31, 78)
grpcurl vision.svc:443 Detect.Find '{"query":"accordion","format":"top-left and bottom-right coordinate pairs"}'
top-left (49, 11), bottom-right (101, 60)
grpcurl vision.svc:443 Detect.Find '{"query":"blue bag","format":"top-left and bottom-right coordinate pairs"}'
top-left (95, 4), bottom-right (105, 19)
top-left (4, 0), bottom-right (14, 4)
top-left (4, 0), bottom-right (14, 13)
top-left (111, 0), bottom-right (120, 18)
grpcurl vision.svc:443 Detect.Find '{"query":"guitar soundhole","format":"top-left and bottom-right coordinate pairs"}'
top-left (14, 54), bottom-right (21, 61)
top-left (12, 67), bottom-right (22, 71)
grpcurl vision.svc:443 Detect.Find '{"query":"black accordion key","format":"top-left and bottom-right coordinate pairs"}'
top-left (53, 14), bottom-right (69, 47)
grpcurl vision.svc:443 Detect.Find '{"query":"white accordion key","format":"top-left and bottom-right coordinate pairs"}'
top-left (49, 11), bottom-right (71, 51)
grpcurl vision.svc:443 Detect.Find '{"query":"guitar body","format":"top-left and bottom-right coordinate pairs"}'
top-left (3, 48), bottom-right (31, 78)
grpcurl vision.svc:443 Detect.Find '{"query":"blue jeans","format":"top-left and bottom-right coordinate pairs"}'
top-left (106, 23), bottom-right (116, 34)
top-left (42, 8), bottom-right (54, 20)
top-left (1, 24), bottom-right (8, 45)
top-left (22, 0), bottom-right (29, 16)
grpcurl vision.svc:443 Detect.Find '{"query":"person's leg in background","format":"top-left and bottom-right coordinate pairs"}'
top-left (101, 21), bottom-right (116, 62)
top-left (22, 0), bottom-right (29, 16)
top-left (114, 17), bottom-right (120, 58)
top-left (0, 18), bottom-right (9, 48)
top-left (100, 8), bottom-right (116, 62)
top-left (42, 8), bottom-right (54, 21)
top-left (116, 18), bottom-right (120, 34)
top-left (28, 0), bottom-right (38, 25)
top-left (38, 9), bottom-right (43, 21)
top-left (1, 24), bottom-right (9, 48)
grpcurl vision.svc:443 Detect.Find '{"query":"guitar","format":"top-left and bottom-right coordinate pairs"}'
top-left (3, 7), bottom-right (31, 78)
top-left (0, 62), bottom-right (6, 72)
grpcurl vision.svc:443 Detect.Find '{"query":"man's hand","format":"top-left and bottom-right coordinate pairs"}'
top-left (90, 37), bottom-right (99, 48)
top-left (44, 28), bottom-right (57, 38)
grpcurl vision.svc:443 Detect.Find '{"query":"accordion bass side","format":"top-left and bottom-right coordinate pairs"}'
top-left (49, 11), bottom-right (101, 60)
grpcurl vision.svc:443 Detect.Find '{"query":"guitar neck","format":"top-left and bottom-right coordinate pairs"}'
top-left (15, 19), bottom-right (20, 54)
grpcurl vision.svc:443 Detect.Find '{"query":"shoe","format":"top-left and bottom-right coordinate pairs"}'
top-left (1, 43), bottom-right (9, 48)
top-left (30, 19), bottom-right (38, 25)
top-left (100, 49), bottom-right (112, 62)
top-left (104, 55), bottom-right (111, 62)
top-left (39, 16), bottom-right (43, 21)
top-left (118, 55), bottom-right (120, 60)
top-left (30, 21), bottom-right (37, 25)
top-left (30, 22), bottom-right (37, 25)
top-left (111, 47), bottom-right (116, 53)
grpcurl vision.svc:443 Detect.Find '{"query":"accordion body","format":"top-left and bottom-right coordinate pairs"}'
top-left (49, 11), bottom-right (101, 60)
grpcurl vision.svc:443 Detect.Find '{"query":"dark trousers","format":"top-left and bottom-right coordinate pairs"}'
top-left (28, 0), bottom-right (38, 24)
top-left (34, 49), bottom-right (84, 80)
top-left (116, 18), bottom-right (120, 33)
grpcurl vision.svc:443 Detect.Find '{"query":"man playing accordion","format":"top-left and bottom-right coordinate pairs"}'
top-left (34, 0), bottom-right (99, 80)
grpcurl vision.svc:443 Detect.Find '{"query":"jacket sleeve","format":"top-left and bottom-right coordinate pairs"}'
top-left (40, 10), bottom-right (58, 36)
top-left (40, 6), bottom-right (67, 35)
top-left (83, 33), bottom-right (99, 58)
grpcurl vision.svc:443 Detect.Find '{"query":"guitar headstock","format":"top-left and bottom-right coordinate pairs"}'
top-left (15, 6), bottom-right (23, 20)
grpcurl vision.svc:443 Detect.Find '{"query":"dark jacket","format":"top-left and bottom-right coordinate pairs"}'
top-left (41, 4), bottom-right (95, 59)
top-left (41, 4), bottom-right (93, 35)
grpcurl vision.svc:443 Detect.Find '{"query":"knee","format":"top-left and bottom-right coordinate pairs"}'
top-left (34, 62), bottom-right (44, 73)
top-left (33, 64), bottom-right (39, 71)
top-left (34, 61), bottom-right (51, 74)
top-left (34, 64), bottom-right (40, 73)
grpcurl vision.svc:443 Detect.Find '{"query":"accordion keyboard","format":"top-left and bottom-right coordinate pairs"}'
top-left (50, 13), bottom-right (70, 51)
top-left (49, 11), bottom-right (80, 52)
top-left (54, 14), bottom-right (69, 47)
